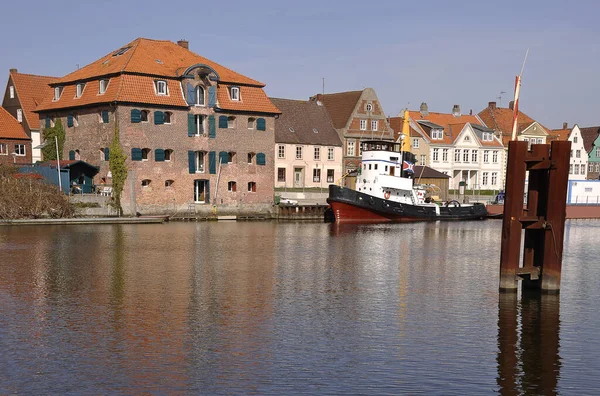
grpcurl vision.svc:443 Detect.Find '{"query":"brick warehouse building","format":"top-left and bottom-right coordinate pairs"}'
top-left (35, 38), bottom-right (280, 216)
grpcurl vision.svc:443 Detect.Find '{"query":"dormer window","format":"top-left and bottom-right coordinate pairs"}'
top-left (112, 46), bottom-right (131, 57)
top-left (99, 79), bottom-right (109, 94)
top-left (76, 83), bottom-right (85, 98)
top-left (53, 86), bottom-right (63, 101)
top-left (155, 80), bottom-right (168, 96)
top-left (431, 129), bottom-right (443, 139)
top-left (195, 86), bottom-right (205, 106)
top-left (230, 86), bottom-right (240, 101)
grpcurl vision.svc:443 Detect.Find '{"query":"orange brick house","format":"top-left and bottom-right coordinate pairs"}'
top-left (35, 38), bottom-right (280, 216)
top-left (0, 106), bottom-right (31, 166)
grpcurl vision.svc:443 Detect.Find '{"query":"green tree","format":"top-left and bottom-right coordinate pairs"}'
top-left (41, 119), bottom-right (65, 161)
top-left (109, 122), bottom-right (128, 215)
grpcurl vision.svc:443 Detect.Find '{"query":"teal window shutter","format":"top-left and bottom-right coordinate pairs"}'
top-left (45, 117), bottom-right (50, 128)
top-left (209, 151), bottom-right (216, 174)
top-left (102, 110), bottom-right (109, 123)
top-left (104, 147), bottom-right (110, 161)
top-left (219, 151), bottom-right (228, 164)
top-left (186, 83), bottom-right (195, 105)
top-left (154, 111), bottom-right (164, 125)
top-left (69, 150), bottom-right (75, 160)
top-left (67, 114), bottom-right (74, 127)
top-left (219, 116), bottom-right (228, 128)
top-left (256, 118), bottom-right (266, 131)
top-left (208, 115), bottom-right (216, 138)
top-left (188, 114), bottom-right (195, 136)
top-left (256, 152), bottom-right (266, 165)
top-left (131, 109), bottom-right (141, 123)
top-left (131, 148), bottom-right (142, 161)
top-left (208, 86), bottom-right (216, 107)
top-left (188, 151), bottom-right (196, 173)
top-left (155, 149), bottom-right (165, 162)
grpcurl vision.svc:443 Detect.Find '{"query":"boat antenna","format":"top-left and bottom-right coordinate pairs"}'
top-left (510, 48), bottom-right (529, 141)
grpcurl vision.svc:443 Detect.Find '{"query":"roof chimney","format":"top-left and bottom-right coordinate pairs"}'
top-left (469, 109), bottom-right (473, 115)
top-left (508, 101), bottom-right (514, 110)
top-left (452, 104), bottom-right (461, 116)
top-left (420, 102), bottom-right (429, 116)
top-left (488, 102), bottom-right (496, 109)
top-left (9, 68), bottom-right (17, 73)
top-left (563, 122), bottom-right (568, 129)
top-left (177, 40), bottom-right (189, 49)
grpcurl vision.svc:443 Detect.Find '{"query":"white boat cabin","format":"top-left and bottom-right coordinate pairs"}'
top-left (356, 140), bottom-right (427, 206)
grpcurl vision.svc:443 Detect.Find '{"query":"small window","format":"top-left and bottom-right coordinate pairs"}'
top-left (113, 46), bottom-right (131, 56)
top-left (16, 109), bottom-right (22, 123)
top-left (327, 169), bottom-right (334, 183)
top-left (313, 168), bottom-right (321, 182)
top-left (195, 86), bottom-right (205, 106)
top-left (277, 168), bottom-right (286, 182)
top-left (314, 147), bottom-right (320, 161)
top-left (248, 152), bottom-right (255, 164)
top-left (289, 127), bottom-right (295, 133)
top-left (230, 87), bottom-right (240, 101)
top-left (9, 86), bottom-right (14, 99)
top-left (155, 80), bottom-right (167, 95)
top-left (76, 83), bottom-right (85, 98)
top-left (141, 148), bottom-right (151, 161)
top-left (228, 152), bottom-right (235, 163)
top-left (14, 144), bottom-right (25, 156)
top-left (360, 120), bottom-right (367, 130)
top-left (227, 116), bottom-right (236, 128)
top-left (371, 120), bottom-right (378, 131)
top-left (574, 136), bottom-right (578, 143)
top-left (75, 149), bottom-right (81, 160)
top-left (164, 149), bottom-right (173, 161)
top-left (53, 86), bottom-right (63, 101)
top-left (248, 117), bottom-right (255, 129)
top-left (313, 128), bottom-right (318, 134)
top-left (296, 146), bottom-right (303, 159)
top-left (248, 182), bottom-right (256, 192)
top-left (278, 145), bottom-right (285, 159)
top-left (165, 180), bottom-right (174, 188)
top-left (328, 148), bottom-right (334, 160)
top-left (164, 112), bottom-right (172, 124)
top-left (228, 181), bottom-right (237, 192)
top-left (464, 136), bottom-right (470, 141)
top-left (141, 179), bottom-right (151, 187)
top-left (0, 143), bottom-right (8, 155)
top-left (140, 110), bottom-right (149, 122)
top-left (99, 79), bottom-right (109, 94)
top-left (366, 103), bottom-right (373, 112)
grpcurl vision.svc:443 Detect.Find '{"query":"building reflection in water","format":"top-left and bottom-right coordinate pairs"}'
top-left (497, 292), bottom-right (561, 395)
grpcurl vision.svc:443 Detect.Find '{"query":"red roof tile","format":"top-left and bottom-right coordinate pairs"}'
top-left (547, 128), bottom-right (570, 142)
top-left (217, 85), bottom-right (280, 113)
top-left (477, 104), bottom-right (546, 145)
top-left (0, 106), bottom-right (29, 139)
top-left (408, 111), bottom-right (482, 145)
top-left (314, 91), bottom-right (362, 129)
top-left (9, 71), bottom-right (56, 129)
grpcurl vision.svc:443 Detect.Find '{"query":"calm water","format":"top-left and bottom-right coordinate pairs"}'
top-left (1, 220), bottom-right (600, 394)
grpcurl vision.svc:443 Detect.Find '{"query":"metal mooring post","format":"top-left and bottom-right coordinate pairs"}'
top-left (499, 140), bottom-right (571, 294)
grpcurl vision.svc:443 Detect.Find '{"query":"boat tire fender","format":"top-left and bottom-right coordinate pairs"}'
top-left (369, 197), bottom-right (375, 206)
top-left (445, 200), bottom-right (461, 208)
top-left (384, 191), bottom-right (391, 200)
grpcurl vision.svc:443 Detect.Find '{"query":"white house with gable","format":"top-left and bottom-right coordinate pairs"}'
top-left (569, 125), bottom-right (588, 180)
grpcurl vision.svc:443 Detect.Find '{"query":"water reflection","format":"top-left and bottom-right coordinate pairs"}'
top-left (497, 292), bottom-right (561, 395)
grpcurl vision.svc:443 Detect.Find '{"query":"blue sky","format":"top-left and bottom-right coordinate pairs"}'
top-left (1, 0), bottom-right (599, 128)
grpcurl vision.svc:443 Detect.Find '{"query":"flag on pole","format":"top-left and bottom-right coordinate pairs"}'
top-left (510, 75), bottom-right (521, 141)
top-left (403, 160), bottom-right (414, 173)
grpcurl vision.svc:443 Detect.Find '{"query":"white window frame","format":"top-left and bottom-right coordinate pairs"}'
top-left (576, 150), bottom-right (581, 158)
top-left (327, 169), bottom-right (334, 183)
top-left (482, 172), bottom-right (488, 186)
top-left (360, 120), bottom-right (367, 130)
top-left (484, 150), bottom-right (489, 163)
top-left (155, 80), bottom-right (168, 96)
top-left (277, 168), bottom-right (286, 182)
top-left (99, 79), bottom-right (109, 94)
top-left (194, 115), bottom-right (205, 136)
top-left (327, 147), bottom-right (334, 160)
top-left (278, 145), bottom-right (285, 159)
top-left (314, 147), bottom-right (320, 161)
top-left (432, 148), bottom-right (439, 162)
top-left (491, 172), bottom-right (497, 186)
top-left (574, 164), bottom-right (580, 175)
top-left (454, 149), bottom-right (460, 162)
top-left (420, 154), bottom-right (426, 165)
top-left (371, 120), bottom-right (378, 131)
top-left (195, 151), bottom-right (205, 173)
top-left (16, 109), bottom-right (22, 123)
top-left (574, 136), bottom-right (578, 143)
top-left (53, 86), bottom-right (63, 101)
top-left (366, 103), bottom-right (373, 112)
top-left (296, 146), bottom-right (303, 160)
top-left (463, 149), bottom-right (469, 163)
top-left (596, 147), bottom-right (600, 157)
top-left (492, 151), bottom-right (498, 163)
top-left (76, 83), bottom-right (85, 98)
top-left (9, 86), bottom-right (14, 99)
top-left (347, 140), bottom-right (356, 156)
top-left (195, 86), bottom-right (205, 106)
top-left (313, 168), bottom-right (321, 183)
top-left (412, 138), bottom-right (419, 148)
top-left (0, 143), bottom-right (7, 155)
top-left (471, 150), bottom-right (478, 163)
top-left (442, 149), bottom-right (448, 162)
top-left (230, 87), bottom-right (240, 101)
top-left (15, 144), bottom-right (26, 156)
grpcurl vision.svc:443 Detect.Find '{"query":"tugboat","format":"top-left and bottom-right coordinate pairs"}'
top-left (326, 139), bottom-right (488, 223)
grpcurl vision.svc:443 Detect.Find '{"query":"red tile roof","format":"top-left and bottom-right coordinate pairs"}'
top-left (547, 128), bottom-right (570, 142)
top-left (313, 91), bottom-right (362, 129)
top-left (477, 104), bottom-right (546, 145)
top-left (9, 71), bottom-right (56, 129)
top-left (56, 38), bottom-right (264, 86)
top-left (36, 38), bottom-right (278, 114)
top-left (408, 111), bottom-right (482, 145)
top-left (389, 117), bottom-right (423, 140)
top-left (0, 106), bottom-right (29, 140)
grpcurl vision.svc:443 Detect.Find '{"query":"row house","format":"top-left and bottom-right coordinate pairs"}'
top-left (34, 38), bottom-right (280, 215)
top-left (310, 88), bottom-right (394, 176)
top-left (2, 69), bottom-right (55, 162)
top-left (270, 98), bottom-right (342, 189)
top-left (0, 106), bottom-right (31, 165)
top-left (580, 126), bottom-right (600, 180)
top-left (549, 123), bottom-right (588, 180)
top-left (391, 104), bottom-right (505, 190)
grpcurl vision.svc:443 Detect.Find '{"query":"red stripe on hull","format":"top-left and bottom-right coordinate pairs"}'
top-left (329, 201), bottom-right (423, 224)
